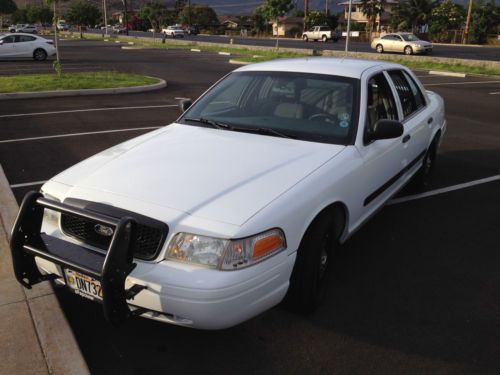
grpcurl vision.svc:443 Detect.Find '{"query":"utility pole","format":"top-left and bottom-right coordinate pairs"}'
top-left (325, 0), bottom-right (328, 15)
top-left (103, 0), bottom-right (108, 36)
top-left (188, 0), bottom-right (191, 26)
top-left (463, 0), bottom-right (473, 44)
top-left (122, 0), bottom-right (129, 35)
top-left (304, 0), bottom-right (308, 32)
top-left (345, 0), bottom-right (352, 52)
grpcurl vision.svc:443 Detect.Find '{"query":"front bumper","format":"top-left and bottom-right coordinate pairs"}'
top-left (11, 192), bottom-right (294, 329)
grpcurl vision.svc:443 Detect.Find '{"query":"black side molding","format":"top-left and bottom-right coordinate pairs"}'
top-left (10, 191), bottom-right (148, 326)
top-left (364, 151), bottom-right (425, 206)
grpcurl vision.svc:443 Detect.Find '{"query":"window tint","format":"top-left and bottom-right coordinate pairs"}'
top-left (388, 70), bottom-right (426, 118)
top-left (1, 36), bottom-right (15, 44)
top-left (366, 73), bottom-right (398, 138)
top-left (382, 35), bottom-right (393, 40)
top-left (19, 35), bottom-right (36, 42)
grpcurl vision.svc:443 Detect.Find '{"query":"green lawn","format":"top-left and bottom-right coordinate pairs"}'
top-left (0, 71), bottom-right (159, 93)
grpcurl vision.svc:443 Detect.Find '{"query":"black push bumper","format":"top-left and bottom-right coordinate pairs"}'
top-left (10, 191), bottom-right (147, 326)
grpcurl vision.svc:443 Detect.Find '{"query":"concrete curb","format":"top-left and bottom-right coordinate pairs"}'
top-left (0, 78), bottom-right (166, 100)
top-left (0, 164), bottom-right (90, 375)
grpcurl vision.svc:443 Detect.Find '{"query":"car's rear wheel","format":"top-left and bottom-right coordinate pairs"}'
top-left (414, 134), bottom-right (439, 189)
top-left (33, 49), bottom-right (47, 61)
top-left (283, 211), bottom-right (341, 313)
top-left (376, 44), bottom-right (384, 53)
top-left (404, 46), bottom-right (413, 55)
top-left (303, 35), bottom-right (308, 42)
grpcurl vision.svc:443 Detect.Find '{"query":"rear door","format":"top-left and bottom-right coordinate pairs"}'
top-left (387, 69), bottom-right (431, 177)
top-left (16, 35), bottom-right (37, 57)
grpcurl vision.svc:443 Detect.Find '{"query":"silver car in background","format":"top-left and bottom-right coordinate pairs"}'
top-left (371, 33), bottom-right (433, 55)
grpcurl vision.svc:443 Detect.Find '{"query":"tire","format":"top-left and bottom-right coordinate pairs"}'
top-left (283, 212), bottom-right (340, 313)
top-left (376, 44), bottom-right (384, 53)
top-left (303, 35), bottom-right (308, 42)
top-left (322, 35), bottom-right (327, 42)
top-left (33, 48), bottom-right (47, 61)
top-left (404, 45), bottom-right (413, 55)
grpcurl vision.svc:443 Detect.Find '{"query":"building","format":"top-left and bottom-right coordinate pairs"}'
top-left (271, 17), bottom-right (304, 37)
top-left (338, 0), bottom-right (399, 31)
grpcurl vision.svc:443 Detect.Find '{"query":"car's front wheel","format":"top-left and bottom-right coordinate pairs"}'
top-left (404, 45), bottom-right (413, 55)
top-left (33, 48), bottom-right (47, 61)
top-left (283, 212), bottom-right (340, 313)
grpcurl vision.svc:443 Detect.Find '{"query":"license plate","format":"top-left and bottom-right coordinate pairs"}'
top-left (65, 269), bottom-right (103, 301)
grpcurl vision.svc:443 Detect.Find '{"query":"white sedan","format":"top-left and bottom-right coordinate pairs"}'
top-left (0, 33), bottom-right (56, 61)
top-left (10, 58), bottom-right (446, 329)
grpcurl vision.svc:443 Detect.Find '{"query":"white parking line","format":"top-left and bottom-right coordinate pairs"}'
top-left (490, 92), bottom-right (500, 95)
top-left (10, 180), bottom-right (47, 188)
top-left (424, 80), bottom-right (500, 87)
top-left (0, 126), bottom-right (162, 144)
top-left (0, 105), bottom-right (177, 119)
top-left (389, 175), bottom-right (500, 205)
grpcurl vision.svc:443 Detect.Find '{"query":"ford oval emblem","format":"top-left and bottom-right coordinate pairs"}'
top-left (94, 224), bottom-right (114, 237)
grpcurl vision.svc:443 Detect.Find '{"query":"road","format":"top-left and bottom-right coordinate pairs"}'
top-left (89, 29), bottom-right (500, 62)
top-left (1, 40), bottom-right (499, 374)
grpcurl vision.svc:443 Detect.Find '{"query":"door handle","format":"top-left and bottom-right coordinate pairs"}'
top-left (402, 134), bottom-right (411, 143)
top-left (427, 117), bottom-right (433, 124)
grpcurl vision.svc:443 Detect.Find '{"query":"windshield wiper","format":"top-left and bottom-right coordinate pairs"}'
top-left (255, 127), bottom-right (296, 139)
top-left (184, 117), bottom-right (232, 130)
top-left (231, 126), bottom-right (296, 139)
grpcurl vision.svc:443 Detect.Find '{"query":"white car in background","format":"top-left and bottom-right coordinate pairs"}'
top-left (0, 33), bottom-right (55, 61)
top-left (10, 58), bottom-right (446, 329)
top-left (162, 25), bottom-right (185, 38)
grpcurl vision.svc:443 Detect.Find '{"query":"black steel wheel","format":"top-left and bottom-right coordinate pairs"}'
top-left (283, 212), bottom-right (338, 313)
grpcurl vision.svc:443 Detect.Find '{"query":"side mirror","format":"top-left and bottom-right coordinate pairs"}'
top-left (179, 99), bottom-right (192, 113)
top-left (368, 119), bottom-right (403, 142)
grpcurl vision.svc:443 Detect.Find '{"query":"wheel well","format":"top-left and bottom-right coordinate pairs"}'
top-left (306, 202), bottom-right (348, 244)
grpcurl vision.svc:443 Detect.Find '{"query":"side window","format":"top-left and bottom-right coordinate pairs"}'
top-left (19, 35), bottom-right (36, 43)
top-left (366, 73), bottom-right (398, 138)
top-left (1, 36), bottom-right (15, 44)
top-left (388, 70), bottom-right (426, 118)
top-left (382, 35), bottom-right (392, 40)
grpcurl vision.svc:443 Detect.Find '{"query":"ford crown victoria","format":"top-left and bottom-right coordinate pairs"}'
top-left (10, 58), bottom-right (446, 329)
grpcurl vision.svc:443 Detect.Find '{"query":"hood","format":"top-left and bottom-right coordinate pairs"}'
top-left (52, 124), bottom-right (345, 226)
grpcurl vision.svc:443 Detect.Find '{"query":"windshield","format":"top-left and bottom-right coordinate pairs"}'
top-left (180, 71), bottom-right (359, 145)
top-left (401, 34), bottom-right (420, 41)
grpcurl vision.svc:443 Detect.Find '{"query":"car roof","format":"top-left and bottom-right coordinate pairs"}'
top-left (234, 57), bottom-right (403, 79)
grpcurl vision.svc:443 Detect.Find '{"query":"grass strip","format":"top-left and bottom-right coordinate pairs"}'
top-left (0, 71), bottom-right (159, 93)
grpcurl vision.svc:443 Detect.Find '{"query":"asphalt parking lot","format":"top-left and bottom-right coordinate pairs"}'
top-left (1, 40), bottom-right (499, 374)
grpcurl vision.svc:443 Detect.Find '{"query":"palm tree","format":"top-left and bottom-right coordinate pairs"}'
top-left (361, 0), bottom-right (385, 37)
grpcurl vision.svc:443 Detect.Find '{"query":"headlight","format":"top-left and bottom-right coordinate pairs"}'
top-left (41, 192), bottom-right (61, 227)
top-left (165, 228), bottom-right (286, 270)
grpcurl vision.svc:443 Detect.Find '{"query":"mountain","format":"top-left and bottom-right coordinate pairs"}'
top-left (188, 0), bottom-right (497, 16)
